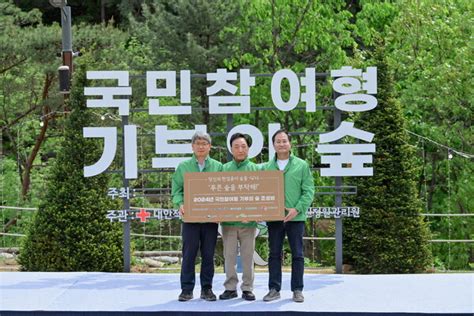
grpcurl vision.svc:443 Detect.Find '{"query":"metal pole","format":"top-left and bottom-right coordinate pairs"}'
top-left (61, 6), bottom-right (73, 74)
top-left (122, 115), bottom-right (131, 272)
top-left (226, 114), bottom-right (233, 162)
top-left (334, 108), bottom-right (343, 274)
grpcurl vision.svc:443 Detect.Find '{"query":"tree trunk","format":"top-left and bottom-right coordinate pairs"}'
top-left (21, 117), bottom-right (49, 198)
top-left (200, 86), bottom-right (210, 126)
top-left (427, 154), bottom-right (438, 211)
top-left (20, 74), bottom-right (53, 199)
top-left (101, 0), bottom-right (106, 23)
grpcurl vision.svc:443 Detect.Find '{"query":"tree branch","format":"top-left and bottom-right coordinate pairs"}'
top-left (271, 0), bottom-right (278, 71)
top-left (1, 105), bottom-right (40, 131)
top-left (0, 57), bottom-right (28, 74)
top-left (284, 0), bottom-right (313, 62)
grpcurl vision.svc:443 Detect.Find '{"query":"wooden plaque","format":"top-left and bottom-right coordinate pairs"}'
top-left (183, 170), bottom-right (285, 223)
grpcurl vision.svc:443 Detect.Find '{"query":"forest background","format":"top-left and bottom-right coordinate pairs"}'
top-left (0, 0), bottom-right (472, 272)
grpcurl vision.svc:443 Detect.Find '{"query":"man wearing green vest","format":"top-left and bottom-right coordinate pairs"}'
top-left (172, 131), bottom-right (223, 302)
top-left (262, 129), bottom-right (314, 303)
top-left (219, 133), bottom-right (259, 301)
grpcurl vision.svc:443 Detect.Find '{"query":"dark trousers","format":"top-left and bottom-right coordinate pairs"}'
top-left (267, 221), bottom-right (305, 292)
top-left (180, 222), bottom-right (218, 291)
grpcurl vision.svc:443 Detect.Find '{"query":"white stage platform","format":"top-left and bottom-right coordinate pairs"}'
top-left (0, 272), bottom-right (472, 315)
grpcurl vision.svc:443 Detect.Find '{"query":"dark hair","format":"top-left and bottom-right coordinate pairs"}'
top-left (230, 133), bottom-right (251, 147)
top-left (272, 129), bottom-right (291, 144)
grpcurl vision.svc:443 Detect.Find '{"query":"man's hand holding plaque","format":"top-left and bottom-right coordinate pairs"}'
top-left (183, 170), bottom-right (285, 223)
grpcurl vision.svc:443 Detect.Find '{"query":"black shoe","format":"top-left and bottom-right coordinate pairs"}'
top-left (178, 290), bottom-right (193, 302)
top-left (242, 291), bottom-right (256, 301)
top-left (200, 288), bottom-right (217, 301)
top-left (219, 290), bottom-right (238, 300)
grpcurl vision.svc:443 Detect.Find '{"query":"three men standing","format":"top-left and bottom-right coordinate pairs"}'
top-left (172, 129), bottom-right (314, 303)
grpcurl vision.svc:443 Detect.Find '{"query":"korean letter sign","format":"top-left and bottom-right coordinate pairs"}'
top-left (183, 170), bottom-right (285, 222)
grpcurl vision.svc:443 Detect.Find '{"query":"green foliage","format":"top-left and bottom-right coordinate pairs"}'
top-left (128, 0), bottom-right (246, 129)
top-left (384, 0), bottom-right (473, 269)
top-left (0, 157), bottom-right (21, 205)
top-left (131, 0), bottom-right (242, 72)
top-left (1, 0), bottom-right (471, 271)
top-left (234, 0), bottom-right (355, 70)
top-left (0, 157), bottom-right (31, 248)
top-left (343, 47), bottom-right (432, 273)
top-left (353, 0), bottom-right (398, 47)
top-left (18, 63), bottom-right (123, 271)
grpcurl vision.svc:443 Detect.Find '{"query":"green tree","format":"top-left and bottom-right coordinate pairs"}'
top-left (0, 3), bottom-right (136, 248)
top-left (343, 46), bottom-right (432, 273)
top-left (129, 0), bottom-right (245, 126)
top-left (232, 0), bottom-right (359, 263)
top-left (0, 2), bottom-right (63, 200)
top-left (349, 0), bottom-right (472, 270)
top-left (18, 63), bottom-right (123, 271)
top-left (385, 0), bottom-right (473, 269)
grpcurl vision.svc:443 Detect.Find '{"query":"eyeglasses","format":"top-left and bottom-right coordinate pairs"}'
top-left (193, 142), bottom-right (210, 147)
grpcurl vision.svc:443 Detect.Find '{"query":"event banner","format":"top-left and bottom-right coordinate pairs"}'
top-left (183, 170), bottom-right (285, 223)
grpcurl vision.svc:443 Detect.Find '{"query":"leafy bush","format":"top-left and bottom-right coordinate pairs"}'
top-left (19, 63), bottom-right (123, 271)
